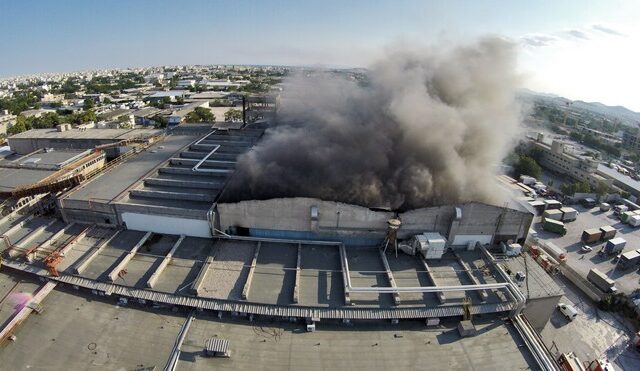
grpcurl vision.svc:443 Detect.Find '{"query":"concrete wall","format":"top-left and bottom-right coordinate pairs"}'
top-left (121, 212), bottom-right (211, 238)
top-left (217, 197), bottom-right (393, 233)
top-left (217, 199), bottom-right (533, 246)
top-left (8, 137), bottom-right (118, 155)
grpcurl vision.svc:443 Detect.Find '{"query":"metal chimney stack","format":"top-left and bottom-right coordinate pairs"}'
top-left (383, 218), bottom-right (402, 257)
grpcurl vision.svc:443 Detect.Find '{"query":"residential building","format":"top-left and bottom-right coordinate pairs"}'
top-left (622, 130), bottom-right (640, 152)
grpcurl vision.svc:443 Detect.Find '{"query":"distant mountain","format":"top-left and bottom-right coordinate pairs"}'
top-left (519, 89), bottom-right (640, 127)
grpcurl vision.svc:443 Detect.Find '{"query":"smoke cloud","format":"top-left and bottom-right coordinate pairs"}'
top-left (225, 38), bottom-right (522, 210)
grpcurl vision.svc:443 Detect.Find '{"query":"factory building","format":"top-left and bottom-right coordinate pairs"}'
top-left (7, 127), bottom-right (162, 157)
top-left (217, 198), bottom-right (533, 247)
top-left (529, 135), bottom-right (612, 189)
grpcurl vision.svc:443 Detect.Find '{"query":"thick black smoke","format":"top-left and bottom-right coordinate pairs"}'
top-left (225, 38), bottom-right (522, 210)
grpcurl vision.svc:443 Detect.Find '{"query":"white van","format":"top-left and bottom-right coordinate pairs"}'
top-left (558, 303), bottom-right (578, 321)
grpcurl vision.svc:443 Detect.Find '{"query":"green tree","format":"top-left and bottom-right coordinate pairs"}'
top-left (185, 107), bottom-right (215, 123)
top-left (32, 112), bottom-right (62, 129)
top-left (595, 181), bottom-right (609, 197)
top-left (224, 108), bottom-right (242, 122)
top-left (7, 115), bottom-right (30, 135)
top-left (84, 98), bottom-right (95, 109)
top-left (560, 181), bottom-right (592, 196)
top-left (514, 155), bottom-right (542, 179)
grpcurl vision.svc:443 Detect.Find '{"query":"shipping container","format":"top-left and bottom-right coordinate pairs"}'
top-left (543, 209), bottom-right (563, 222)
top-left (599, 203), bottom-right (611, 212)
top-left (604, 237), bottom-right (626, 255)
top-left (629, 215), bottom-right (640, 228)
top-left (543, 219), bottom-right (567, 235)
top-left (599, 226), bottom-right (617, 241)
top-left (619, 250), bottom-right (640, 270)
top-left (560, 207), bottom-right (578, 222)
top-left (582, 228), bottom-right (603, 244)
top-left (587, 268), bottom-right (617, 293)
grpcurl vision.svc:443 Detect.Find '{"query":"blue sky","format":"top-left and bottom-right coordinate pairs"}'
top-left (2, 0), bottom-right (640, 109)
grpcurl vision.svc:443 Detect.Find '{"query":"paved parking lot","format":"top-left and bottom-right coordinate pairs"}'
top-left (533, 204), bottom-right (640, 293)
top-left (539, 274), bottom-right (640, 370)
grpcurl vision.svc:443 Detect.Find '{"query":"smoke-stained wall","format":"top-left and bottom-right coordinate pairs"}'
top-left (225, 38), bottom-right (522, 210)
top-left (216, 199), bottom-right (532, 245)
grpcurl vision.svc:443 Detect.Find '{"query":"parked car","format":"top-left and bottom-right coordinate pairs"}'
top-left (558, 303), bottom-right (578, 321)
top-left (581, 245), bottom-right (593, 253)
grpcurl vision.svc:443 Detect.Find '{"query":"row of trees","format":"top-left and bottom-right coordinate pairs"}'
top-left (7, 110), bottom-right (96, 135)
top-left (569, 131), bottom-right (621, 157)
top-left (0, 91), bottom-right (42, 115)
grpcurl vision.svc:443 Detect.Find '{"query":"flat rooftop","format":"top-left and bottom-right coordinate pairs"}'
top-left (597, 164), bottom-right (640, 194)
top-left (64, 134), bottom-right (198, 202)
top-left (0, 272), bottom-right (537, 370)
top-left (1, 216), bottom-right (527, 318)
top-left (0, 285), bottom-right (183, 370)
top-left (0, 167), bottom-right (57, 192)
top-left (0, 149), bottom-right (98, 192)
top-left (0, 149), bottom-right (89, 168)
top-left (8, 127), bottom-right (161, 141)
top-left (178, 315), bottom-right (537, 370)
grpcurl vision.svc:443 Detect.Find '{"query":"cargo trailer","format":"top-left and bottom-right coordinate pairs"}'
top-left (604, 237), bottom-right (626, 255)
top-left (544, 199), bottom-right (563, 210)
top-left (560, 207), bottom-right (578, 222)
top-left (614, 205), bottom-right (629, 216)
top-left (582, 228), bottom-right (603, 244)
top-left (543, 209), bottom-right (563, 222)
top-left (618, 249), bottom-right (640, 270)
top-left (543, 219), bottom-right (567, 235)
top-left (629, 215), bottom-right (640, 228)
top-left (587, 268), bottom-right (617, 293)
top-left (541, 241), bottom-right (567, 262)
top-left (599, 226), bottom-right (617, 241)
top-left (620, 210), bottom-right (638, 223)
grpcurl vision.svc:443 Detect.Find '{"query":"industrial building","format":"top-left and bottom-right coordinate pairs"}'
top-left (7, 127), bottom-right (161, 156)
top-left (528, 134), bottom-right (612, 189)
top-left (0, 117), bottom-right (566, 371)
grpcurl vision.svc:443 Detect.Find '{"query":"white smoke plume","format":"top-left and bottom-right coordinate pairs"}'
top-left (225, 37), bottom-right (522, 210)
